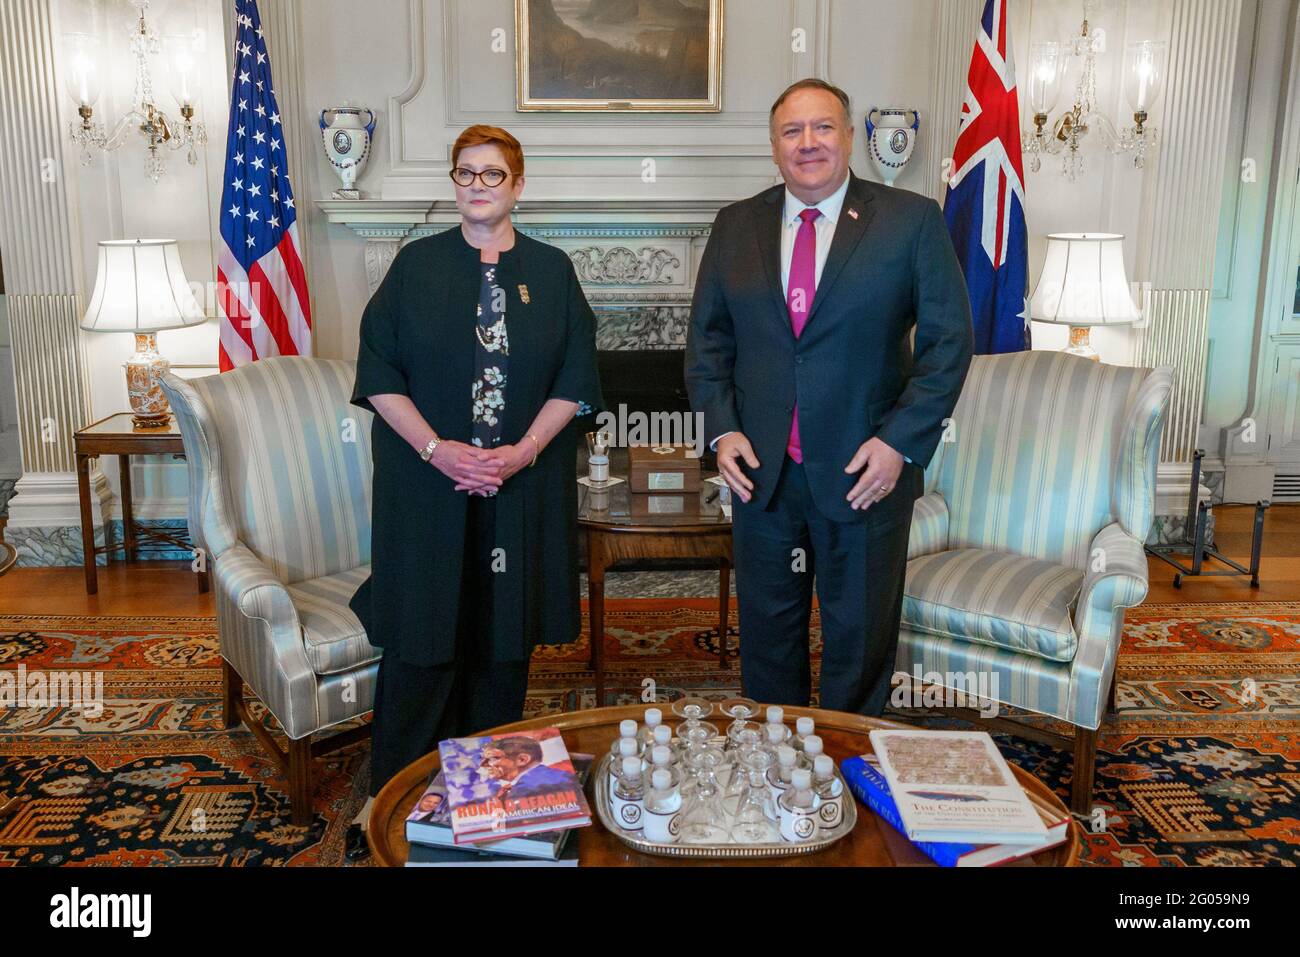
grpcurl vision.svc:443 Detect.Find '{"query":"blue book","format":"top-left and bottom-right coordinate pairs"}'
top-left (841, 754), bottom-right (1067, 867)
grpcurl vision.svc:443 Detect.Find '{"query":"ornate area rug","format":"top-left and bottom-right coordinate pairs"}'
top-left (0, 600), bottom-right (1296, 866)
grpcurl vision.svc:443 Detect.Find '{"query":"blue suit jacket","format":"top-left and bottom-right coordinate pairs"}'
top-left (499, 763), bottom-right (576, 799)
top-left (685, 172), bottom-right (974, 525)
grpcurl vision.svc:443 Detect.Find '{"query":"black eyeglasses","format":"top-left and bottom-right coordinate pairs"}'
top-left (449, 167), bottom-right (513, 188)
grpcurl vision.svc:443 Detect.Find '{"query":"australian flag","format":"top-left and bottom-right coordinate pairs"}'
top-left (943, 0), bottom-right (1029, 354)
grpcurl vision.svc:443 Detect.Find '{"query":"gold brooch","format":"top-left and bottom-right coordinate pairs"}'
top-left (518, 283), bottom-right (530, 304)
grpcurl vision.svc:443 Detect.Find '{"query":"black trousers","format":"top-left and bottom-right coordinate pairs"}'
top-left (368, 495), bottom-right (530, 797)
top-left (731, 456), bottom-right (912, 716)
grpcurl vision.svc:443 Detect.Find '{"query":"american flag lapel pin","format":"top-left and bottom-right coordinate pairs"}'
top-left (518, 283), bottom-right (530, 304)
top-left (847, 207), bottom-right (859, 220)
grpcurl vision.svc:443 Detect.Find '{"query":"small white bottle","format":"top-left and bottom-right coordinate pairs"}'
top-left (767, 744), bottom-right (799, 795)
top-left (609, 736), bottom-right (640, 800)
top-left (812, 754), bottom-right (844, 831)
top-left (791, 716), bottom-right (815, 752)
top-left (642, 768), bottom-right (682, 843)
top-left (777, 767), bottom-right (821, 842)
top-left (763, 721), bottom-right (790, 753)
top-left (608, 719), bottom-right (639, 763)
top-left (802, 734), bottom-right (825, 762)
top-left (647, 744), bottom-right (679, 782)
top-left (611, 755), bottom-right (645, 832)
top-left (765, 705), bottom-right (785, 726)
top-left (637, 707), bottom-right (665, 750)
top-left (650, 724), bottom-right (674, 754)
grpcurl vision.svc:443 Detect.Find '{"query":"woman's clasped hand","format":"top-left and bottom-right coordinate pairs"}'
top-left (430, 439), bottom-right (532, 495)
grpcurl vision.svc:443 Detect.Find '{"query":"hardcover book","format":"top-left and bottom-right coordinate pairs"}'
top-left (842, 754), bottom-right (1068, 866)
top-left (866, 729), bottom-right (1050, 845)
top-left (404, 829), bottom-right (581, 868)
top-left (437, 729), bottom-right (592, 845)
top-left (405, 754), bottom-right (594, 860)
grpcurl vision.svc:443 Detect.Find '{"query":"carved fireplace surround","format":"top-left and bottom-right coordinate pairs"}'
top-left (320, 197), bottom-right (726, 355)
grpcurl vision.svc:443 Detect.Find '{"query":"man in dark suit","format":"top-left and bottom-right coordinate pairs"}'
top-left (685, 78), bottom-right (973, 716)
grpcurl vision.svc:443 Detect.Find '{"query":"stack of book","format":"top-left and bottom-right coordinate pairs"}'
top-left (403, 728), bottom-right (592, 867)
top-left (842, 729), bottom-right (1069, 867)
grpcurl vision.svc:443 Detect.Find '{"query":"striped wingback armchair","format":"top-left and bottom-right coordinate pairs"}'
top-left (161, 357), bottom-right (377, 825)
top-left (900, 350), bottom-right (1174, 815)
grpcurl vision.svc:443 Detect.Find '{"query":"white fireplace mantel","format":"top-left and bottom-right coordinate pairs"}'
top-left (316, 197), bottom-right (729, 299)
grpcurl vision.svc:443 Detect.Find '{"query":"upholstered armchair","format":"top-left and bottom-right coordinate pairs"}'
top-left (161, 358), bottom-right (377, 825)
top-left (900, 350), bottom-right (1173, 815)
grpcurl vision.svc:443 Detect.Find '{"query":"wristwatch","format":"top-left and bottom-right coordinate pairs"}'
top-left (418, 434), bottom-right (442, 462)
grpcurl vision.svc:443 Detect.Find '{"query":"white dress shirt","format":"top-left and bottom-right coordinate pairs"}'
top-left (779, 171), bottom-right (851, 294)
top-left (709, 174), bottom-right (851, 453)
top-left (709, 171), bottom-right (910, 464)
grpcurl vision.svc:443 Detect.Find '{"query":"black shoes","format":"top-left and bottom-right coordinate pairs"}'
top-left (345, 823), bottom-right (371, 862)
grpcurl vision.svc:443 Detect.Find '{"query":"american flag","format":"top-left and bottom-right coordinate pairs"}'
top-left (217, 0), bottom-right (311, 371)
top-left (942, 0), bottom-right (1029, 354)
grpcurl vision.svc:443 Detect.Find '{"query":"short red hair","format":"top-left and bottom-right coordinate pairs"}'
top-left (452, 124), bottom-right (525, 176)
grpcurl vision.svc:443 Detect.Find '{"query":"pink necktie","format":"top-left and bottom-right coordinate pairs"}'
top-left (786, 207), bottom-right (820, 464)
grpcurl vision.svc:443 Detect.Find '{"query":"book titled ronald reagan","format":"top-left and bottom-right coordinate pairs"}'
top-left (438, 728), bottom-right (591, 845)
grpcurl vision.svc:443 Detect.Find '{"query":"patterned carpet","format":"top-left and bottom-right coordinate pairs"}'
top-left (0, 599), bottom-right (1296, 866)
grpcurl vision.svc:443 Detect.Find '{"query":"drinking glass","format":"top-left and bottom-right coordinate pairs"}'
top-left (678, 745), bottom-right (730, 844)
top-left (729, 749), bottom-right (780, 844)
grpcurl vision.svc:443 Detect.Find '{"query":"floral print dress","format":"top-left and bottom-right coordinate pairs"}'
top-left (471, 262), bottom-right (508, 448)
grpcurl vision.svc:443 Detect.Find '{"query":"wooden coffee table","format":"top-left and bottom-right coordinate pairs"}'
top-left (368, 704), bottom-right (1082, 867)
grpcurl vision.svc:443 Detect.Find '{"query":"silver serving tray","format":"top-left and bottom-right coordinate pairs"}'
top-left (591, 753), bottom-right (856, 859)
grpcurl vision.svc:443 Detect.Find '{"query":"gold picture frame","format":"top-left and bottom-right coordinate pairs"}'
top-left (515, 0), bottom-right (724, 113)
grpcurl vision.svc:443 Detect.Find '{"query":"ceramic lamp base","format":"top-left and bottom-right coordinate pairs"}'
top-left (126, 332), bottom-right (172, 428)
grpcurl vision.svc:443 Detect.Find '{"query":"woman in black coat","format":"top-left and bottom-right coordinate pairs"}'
top-left (346, 125), bottom-right (602, 856)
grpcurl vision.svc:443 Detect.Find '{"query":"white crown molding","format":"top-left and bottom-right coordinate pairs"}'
top-left (317, 196), bottom-right (733, 231)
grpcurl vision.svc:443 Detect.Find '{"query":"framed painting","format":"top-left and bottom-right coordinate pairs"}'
top-left (516, 0), bottom-right (723, 112)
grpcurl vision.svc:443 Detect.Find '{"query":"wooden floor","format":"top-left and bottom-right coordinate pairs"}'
top-left (1146, 502), bottom-right (1300, 602)
top-left (0, 504), bottom-right (1295, 617)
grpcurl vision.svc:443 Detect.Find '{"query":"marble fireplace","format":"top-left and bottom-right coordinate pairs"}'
top-left (325, 198), bottom-right (718, 434)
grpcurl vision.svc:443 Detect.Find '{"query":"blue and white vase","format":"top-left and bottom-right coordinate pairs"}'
top-left (865, 108), bottom-right (920, 187)
top-left (320, 106), bottom-right (375, 199)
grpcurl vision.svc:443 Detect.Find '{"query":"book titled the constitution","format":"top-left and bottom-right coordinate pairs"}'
top-left (438, 728), bottom-right (591, 845)
top-left (843, 754), bottom-right (1068, 866)
top-left (867, 729), bottom-right (1049, 845)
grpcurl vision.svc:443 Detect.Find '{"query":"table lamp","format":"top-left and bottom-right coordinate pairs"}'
top-left (80, 239), bottom-right (207, 427)
top-left (1028, 233), bottom-right (1141, 360)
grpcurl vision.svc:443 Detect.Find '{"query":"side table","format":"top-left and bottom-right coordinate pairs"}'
top-left (579, 461), bottom-right (734, 707)
top-left (74, 412), bottom-right (209, 595)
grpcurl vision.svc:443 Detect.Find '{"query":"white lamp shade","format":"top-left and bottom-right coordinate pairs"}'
top-left (81, 239), bottom-right (207, 333)
top-left (1029, 233), bottom-right (1142, 326)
